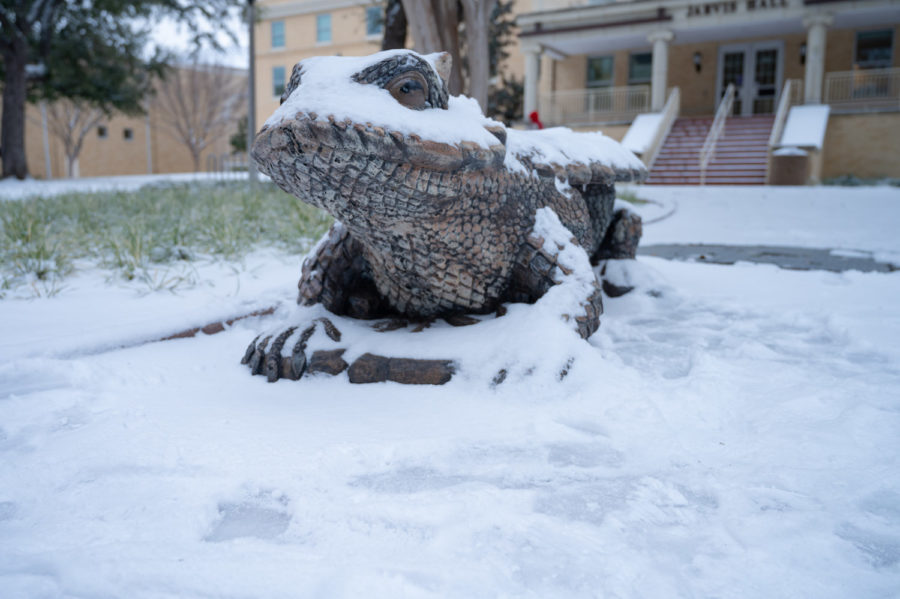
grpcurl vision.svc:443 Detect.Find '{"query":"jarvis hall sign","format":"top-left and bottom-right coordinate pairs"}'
top-left (686, 0), bottom-right (790, 17)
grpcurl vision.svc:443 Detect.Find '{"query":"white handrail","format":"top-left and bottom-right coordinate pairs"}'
top-left (699, 83), bottom-right (735, 186)
top-left (768, 79), bottom-right (795, 149)
top-left (641, 87), bottom-right (680, 169)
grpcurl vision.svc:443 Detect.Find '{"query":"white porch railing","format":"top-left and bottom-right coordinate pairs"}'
top-left (699, 83), bottom-right (735, 186)
top-left (641, 87), bottom-right (680, 169)
top-left (824, 67), bottom-right (900, 112)
top-left (768, 79), bottom-right (802, 149)
top-left (539, 85), bottom-right (650, 126)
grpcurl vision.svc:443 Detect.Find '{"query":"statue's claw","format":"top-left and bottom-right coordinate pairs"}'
top-left (242, 318), bottom-right (347, 382)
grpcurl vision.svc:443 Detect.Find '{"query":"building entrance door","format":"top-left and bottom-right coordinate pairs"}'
top-left (718, 42), bottom-right (783, 116)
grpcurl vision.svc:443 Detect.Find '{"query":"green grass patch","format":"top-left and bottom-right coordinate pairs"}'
top-left (617, 189), bottom-right (652, 206)
top-left (0, 181), bottom-right (332, 297)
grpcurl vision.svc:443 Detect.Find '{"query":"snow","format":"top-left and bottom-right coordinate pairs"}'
top-left (506, 127), bottom-right (646, 175)
top-left (773, 146), bottom-right (808, 156)
top-left (779, 104), bottom-right (831, 149)
top-left (621, 184), bottom-right (900, 263)
top-left (0, 172), bottom-right (250, 201)
top-left (2, 180), bottom-right (900, 598)
top-left (621, 112), bottom-right (664, 154)
top-left (268, 50), bottom-right (502, 150)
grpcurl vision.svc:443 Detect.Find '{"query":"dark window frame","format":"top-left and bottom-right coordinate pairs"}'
top-left (628, 52), bottom-right (652, 84)
top-left (365, 6), bottom-right (382, 36)
top-left (586, 55), bottom-right (615, 88)
top-left (316, 13), bottom-right (332, 44)
top-left (273, 65), bottom-right (286, 97)
top-left (854, 29), bottom-right (894, 69)
top-left (271, 20), bottom-right (285, 49)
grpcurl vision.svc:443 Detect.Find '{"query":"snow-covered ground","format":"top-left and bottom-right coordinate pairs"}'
top-left (1, 181), bottom-right (899, 598)
top-left (0, 172), bottom-right (259, 201)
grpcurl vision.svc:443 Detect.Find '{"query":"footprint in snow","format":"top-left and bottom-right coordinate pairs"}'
top-left (204, 492), bottom-right (292, 543)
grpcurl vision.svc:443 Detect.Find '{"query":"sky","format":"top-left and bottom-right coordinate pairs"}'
top-left (151, 9), bottom-right (250, 69)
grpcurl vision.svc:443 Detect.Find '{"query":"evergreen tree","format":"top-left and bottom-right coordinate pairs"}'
top-left (0, 0), bottom-right (241, 179)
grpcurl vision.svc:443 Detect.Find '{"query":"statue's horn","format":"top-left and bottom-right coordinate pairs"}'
top-left (431, 52), bottom-right (452, 84)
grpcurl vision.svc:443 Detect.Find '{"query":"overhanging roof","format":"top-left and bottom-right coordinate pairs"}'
top-left (517, 0), bottom-right (900, 55)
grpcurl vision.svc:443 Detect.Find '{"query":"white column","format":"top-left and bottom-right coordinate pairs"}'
top-left (40, 101), bottom-right (53, 179)
top-left (803, 13), bottom-right (833, 104)
top-left (648, 30), bottom-right (674, 112)
top-left (523, 48), bottom-right (541, 119)
top-left (145, 113), bottom-right (153, 174)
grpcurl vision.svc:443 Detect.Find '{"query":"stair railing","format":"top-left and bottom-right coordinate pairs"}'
top-left (765, 79), bottom-right (798, 182)
top-left (699, 83), bottom-right (735, 185)
top-left (768, 79), bottom-right (796, 150)
top-left (641, 87), bottom-right (680, 170)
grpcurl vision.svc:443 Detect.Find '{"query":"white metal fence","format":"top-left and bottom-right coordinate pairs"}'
top-left (207, 153), bottom-right (251, 180)
top-left (539, 85), bottom-right (650, 126)
top-left (824, 67), bottom-right (900, 113)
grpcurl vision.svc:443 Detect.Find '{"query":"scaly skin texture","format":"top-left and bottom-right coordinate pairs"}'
top-left (246, 51), bottom-right (645, 382)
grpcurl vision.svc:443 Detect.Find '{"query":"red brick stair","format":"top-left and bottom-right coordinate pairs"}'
top-left (645, 115), bottom-right (775, 185)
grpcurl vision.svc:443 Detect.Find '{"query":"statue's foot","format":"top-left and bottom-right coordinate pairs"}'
top-left (595, 208), bottom-right (643, 261)
top-left (241, 316), bottom-right (346, 382)
top-left (241, 314), bottom-right (456, 384)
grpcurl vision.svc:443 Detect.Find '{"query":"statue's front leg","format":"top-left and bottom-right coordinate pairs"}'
top-left (298, 222), bottom-right (388, 319)
top-left (241, 222), bottom-right (388, 383)
top-left (507, 207), bottom-right (604, 340)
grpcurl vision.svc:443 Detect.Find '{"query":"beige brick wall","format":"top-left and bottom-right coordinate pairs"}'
top-left (821, 112), bottom-right (900, 179)
top-left (7, 69), bottom-right (244, 180)
top-left (255, 4), bottom-right (381, 129)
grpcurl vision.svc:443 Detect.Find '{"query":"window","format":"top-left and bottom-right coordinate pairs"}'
top-left (123, 128), bottom-right (134, 141)
top-left (271, 21), bottom-right (285, 48)
top-left (273, 65), bottom-right (286, 97)
top-left (856, 30), bottom-right (893, 69)
top-left (366, 6), bottom-right (382, 36)
top-left (586, 56), bottom-right (614, 87)
top-left (316, 13), bottom-right (331, 43)
top-left (628, 53), bottom-right (652, 83)
top-left (97, 126), bottom-right (108, 139)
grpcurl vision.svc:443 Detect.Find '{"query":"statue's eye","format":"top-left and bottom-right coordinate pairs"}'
top-left (387, 72), bottom-right (428, 110)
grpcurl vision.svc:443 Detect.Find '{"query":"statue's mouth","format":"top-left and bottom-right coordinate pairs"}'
top-left (252, 111), bottom-right (506, 182)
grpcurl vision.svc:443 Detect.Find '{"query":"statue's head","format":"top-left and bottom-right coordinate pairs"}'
top-left (251, 50), bottom-right (507, 225)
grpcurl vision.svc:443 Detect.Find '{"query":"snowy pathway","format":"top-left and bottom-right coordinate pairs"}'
top-left (1, 184), bottom-right (899, 597)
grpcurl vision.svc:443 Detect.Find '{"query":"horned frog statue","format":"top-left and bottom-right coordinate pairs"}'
top-left (243, 50), bottom-right (646, 383)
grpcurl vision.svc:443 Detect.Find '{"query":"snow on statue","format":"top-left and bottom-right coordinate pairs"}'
top-left (243, 49), bottom-right (647, 384)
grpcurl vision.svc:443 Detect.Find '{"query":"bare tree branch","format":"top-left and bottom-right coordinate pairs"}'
top-left (44, 99), bottom-right (105, 177)
top-left (153, 60), bottom-right (247, 171)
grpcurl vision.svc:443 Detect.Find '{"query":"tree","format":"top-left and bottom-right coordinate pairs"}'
top-left (459, 0), bottom-right (493, 112)
top-left (0, 0), bottom-right (241, 180)
top-left (44, 99), bottom-right (104, 178)
top-left (400, 0), bottom-right (465, 95)
top-left (154, 60), bottom-right (247, 172)
top-left (230, 114), bottom-right (248, 154)
top-left (390, 0), bottom-right (520, 120)
top-left (381, 0), bottom-right (408, 51)
top-left (486, 0), bottom-right (523, 124)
